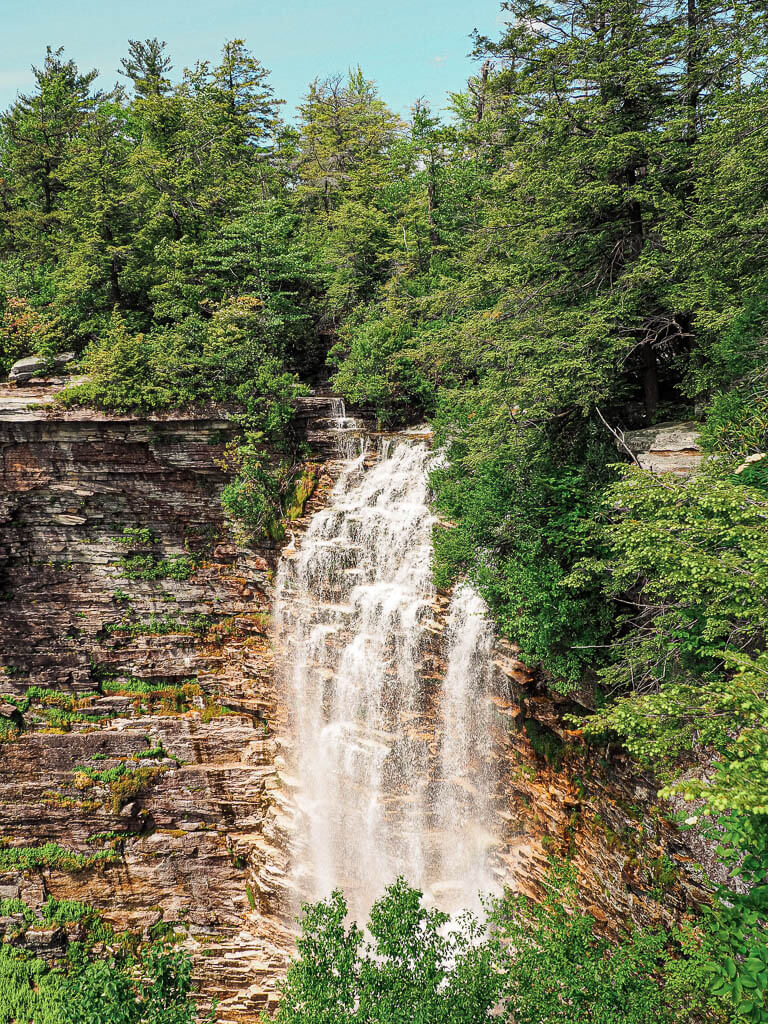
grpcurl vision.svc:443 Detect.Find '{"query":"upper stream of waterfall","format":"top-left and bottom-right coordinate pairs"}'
top-left (274, 401), bottom-right (499, 918)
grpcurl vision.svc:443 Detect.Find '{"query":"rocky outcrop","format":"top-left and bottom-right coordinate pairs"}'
top-left (8, 352), bottom-right (76, 383)
top-left (0, 382), bottom-right (709, 1020)
top-left (487, 639), bottom-right (709, 933)
top-left (623, 420), bottom-right (704, 475)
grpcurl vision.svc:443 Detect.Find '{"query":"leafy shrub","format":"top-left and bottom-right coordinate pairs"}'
top-left (431, 420), bottom-right (614, 688)
top-left (0, 296), bottom-right (63, 379)
top-left (330, 312), bottom-right (436, 425)
top-left (0, 937), bottom-right (201, 1024)
top-left (115, 527), bottom-right (157, 547)
top-left (104, 613), bottom-right (216, 637)
top-left (73, 749), bottom-right (172, 811)
top-left (220, 445), bottom-right (288, 541)
top-left (0, 842), bottom-right (120, 873)
top-left (569, 469), bottom-right (768, 693)
top-left (273, 869), bottom-right (729, 1024)
top-left (117, 554), bottom-right (196, 581)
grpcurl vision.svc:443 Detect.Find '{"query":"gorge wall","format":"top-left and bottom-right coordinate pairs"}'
top-left (0, 379), bottom-right (707, 1020)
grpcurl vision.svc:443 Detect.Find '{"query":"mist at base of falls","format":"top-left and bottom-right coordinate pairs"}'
top-left (273, 408), bottom-right (500, 920)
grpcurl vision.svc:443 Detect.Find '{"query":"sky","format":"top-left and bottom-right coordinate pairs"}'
top-left (1, 0), bottom-right (507, 120)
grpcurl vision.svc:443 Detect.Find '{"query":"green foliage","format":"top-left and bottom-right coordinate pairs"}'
top-left (569, 468), bottom-right (768, 692)
top-left (323, 0), bottom-right (768, 701)
top-left (115, 527), bottom-right (157, 547)
top-left (495, 862), bottom-right (728, 1023)
top-left (5, 13), bottom-right (768, 1018)
top-left (220, 444), bottom-right (289, 541)
top-left (100, 675), bottom-right (198, 698)
top-left (60, 299), bottom-right (306, 418)
top-left (700, 364), bottom-right (768, 471)
top-left (329, 313), bottom-right (435, 425)
top-left (117, 553), bottom-right (196, 581)
top-left (272, 878), bottom-right (500, 1024)
top-left (72, 755), bottom-right (171, 812)
top-left (0, 717), bottom-right (20, 743)
top-left (104, 613), bottom-right (216, 637)
top-left (0, 296), bottom-right (63, 377)
top-left (1, 39), bottom-right (315, 551)
top-left (0, 936), bottom-right (202, 1024)
top-left (578, 502), bottom-right (768, 1024)
top-left (0, 686), bottom-right (109, 733)
top-left (0, 841), bottom-right (120, 873)
top-left (701, 813), bottom-right (768, 1024)
top-left (274, 870), bottom-right (729, 1024)
top-left (431, 421), bottom-right (614, 686)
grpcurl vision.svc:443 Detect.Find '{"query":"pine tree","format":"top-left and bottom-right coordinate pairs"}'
top-left (1, 47), bottom-right (100, 258)
top-left (296, 69), bottom-right (402, 216)
top-left (119, 38), bottom-right (172, 98)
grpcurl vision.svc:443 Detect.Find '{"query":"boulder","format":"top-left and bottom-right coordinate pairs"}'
top-left (8, 352), bottom-right (76, 384)
top-left (623, 421), bottom-right (704, 475)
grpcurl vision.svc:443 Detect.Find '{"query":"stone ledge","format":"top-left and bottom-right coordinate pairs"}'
top-left (623, 420), bottom-right (704, 475)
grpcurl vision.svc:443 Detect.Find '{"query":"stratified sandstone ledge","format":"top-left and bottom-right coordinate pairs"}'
top-left (0, 380), bottom-right (305, 1019)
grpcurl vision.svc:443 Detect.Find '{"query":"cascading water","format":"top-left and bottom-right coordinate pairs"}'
top-left (434, 584), bottom-right (497, 905)
top-left (274, 401), bottom-right (499, 918)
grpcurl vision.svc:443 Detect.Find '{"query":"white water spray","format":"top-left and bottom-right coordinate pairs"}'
top-left (274, 403), bottom-right (499, 918)
top-left (435, 584), bottom-right (497, 906)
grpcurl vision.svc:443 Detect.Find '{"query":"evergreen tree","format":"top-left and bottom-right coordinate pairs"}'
top-left (119, 38), bottom-right (172, 98)
top-left (0, 47), bottom-right (100, 259)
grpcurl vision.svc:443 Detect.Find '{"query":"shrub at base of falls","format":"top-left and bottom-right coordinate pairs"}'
top-left (270, 878), bottom-right (501, 1024)
top-left (490, 863), bottom-right (730, 1024)
top-left (0, 899), bottom-right (203, 1024)
top-left (270, 870), bottom-right (733, 1024)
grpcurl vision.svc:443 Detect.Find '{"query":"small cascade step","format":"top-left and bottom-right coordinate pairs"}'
top-left (294, 392), bottom-right (375, 460)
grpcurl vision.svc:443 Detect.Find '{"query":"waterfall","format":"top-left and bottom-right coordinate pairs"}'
top-left (273, 402), bottom-right (499, 918)
top-left (434, 584), bottom-right (497, 906)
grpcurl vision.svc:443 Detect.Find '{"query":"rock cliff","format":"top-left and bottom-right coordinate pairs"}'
top-left (0, 381), bottom-right (707, 1020)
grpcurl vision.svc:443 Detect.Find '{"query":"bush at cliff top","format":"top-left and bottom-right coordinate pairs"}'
top-left (0, 296), bottom-right (64, 380)
top-left (61, 300), bottom-right (305, 420)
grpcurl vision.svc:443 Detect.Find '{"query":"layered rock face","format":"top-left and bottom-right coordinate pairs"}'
top-left (0, 382), bottom-right (707, 1020)
top-left (0, 381), bottom-right (308, 1019)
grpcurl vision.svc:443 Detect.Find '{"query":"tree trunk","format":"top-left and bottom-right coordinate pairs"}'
top-left (427, 177), bottom-right (439, 249)
top-left (642, 342), bottom-right (659, 419)
top-left (104, 224), bottom-right (122, 305)
top-left (42, 160), bottom-right (53, 216)
top-left (476, 61), bottom-right (490, 123)
top-left (686, 0), bottom-right (700, 138)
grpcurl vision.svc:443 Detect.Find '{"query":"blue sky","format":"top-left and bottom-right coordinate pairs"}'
top-left (1, 0), bottom-right (507, 119)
